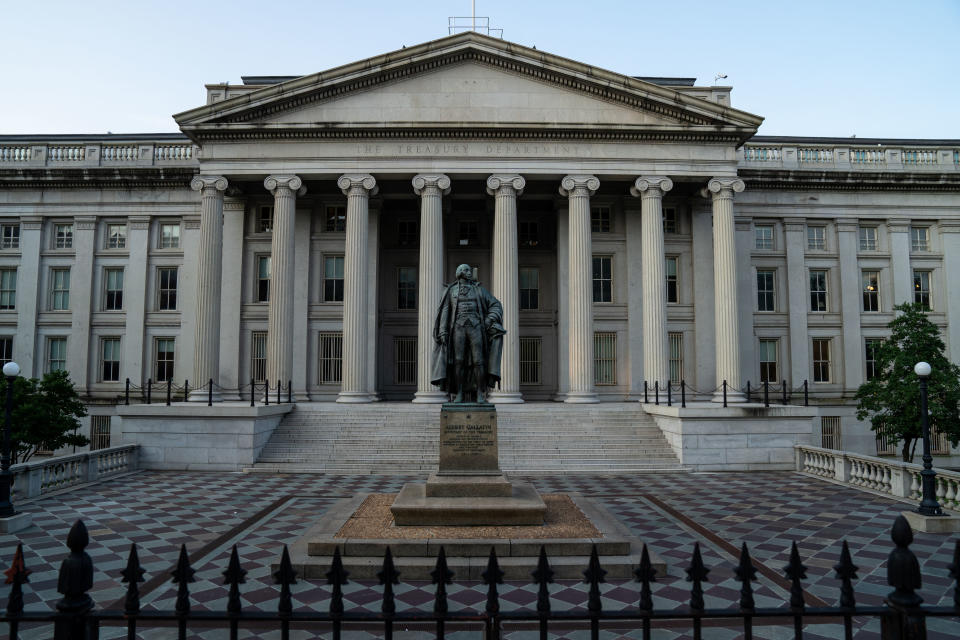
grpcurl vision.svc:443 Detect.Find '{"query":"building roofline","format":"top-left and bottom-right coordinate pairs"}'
top-left (0, 133), bottom-right (187, 142)
top-left (750, 135), bottom-right (960, 146)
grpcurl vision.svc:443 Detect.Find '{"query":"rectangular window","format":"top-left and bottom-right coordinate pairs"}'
top-left (159, 223), bottom-right (180, 249)
top-left (662, 208), bottom-right (677, 234)
top-left (100, 337), bottom-right (121, 382)
top-left (398, 220), bottom-right (418, 245)
top-left (809, 269), bottom-right (828, 312)
top-left (458, 220), bottom-right (478, 245)
top-left (323, 256), bottom-right (345, 302)
top-left (592, 255), bottom-right (612, 303)
top-left (51, 268), bottom-right (70, 310)
top-left (759, 339), bottom-right (779, 383)
top-left (821, 417), bottom-right (842, 450)
top-left (931, 427), bottom-right (950, 455)
top-left (55, 223), bottom-right (73, 249)
top-left (393, 336), bottom-right (417, 385)
top-left (0, 223), bottom-right (20, 249)
top-left (590, 206), bottom-right (611, 233)
top-left (913, 270), bottom-right (932, 310)
top-left (861, 270), bottom-right (880, 312)
top-left (812, 338), bottom-right (832, 383)
top-left (665, 257), bottom-right (678, 303)
top-left (911, 226), bottom-right (929, 252)
top-left (0, 337), bottom-right (12, 365)
top-left (104, 268), bottom-right (124, 310)
top-left (325, 205), bottom-right (346, 232)
top-left (755, 224), bottom-right (774, 250)
top-left (106, 224), bottom-right (126, 249)
top-left (807, 226), bottom-right (825, 250)
top-left (257, 256), bottom-right (271, 303)
top-left (594, 332), bottom-right (617, 385)
top-left (90, 416), bottom-right (111, 451)
top-left (519, 337), bottom-right (542, 385)
top-left (251, 331), bottom-right (267, 382)
top-left (157, 267), bottom-right (178, 310)
top-left (257, 206), bottom-right (273, 233)
top-left (865, 338), bottom-right (883, 381)
top-left (397, 267), bottom-right (417, 310)
top-left (876, 429), bottom-right (898, 456)
top-left (668, 332), bottom-right (683, 383)
top-left (519, 267), bottom-right (539, 310)
top-left (519, 221), bottom-right (539, 247)
top-left (859, 226), bottom-right (877, 251)
top-left (47, 337), bottom-right (67, 372)
top-left (155, 338), bottom-right (175, 382)
top-left (0, 269), bottom-right (15, 310)
top-left (319, 332), bottom-right (343, 383)
top-left (757, 269), bottom-right (776, 311)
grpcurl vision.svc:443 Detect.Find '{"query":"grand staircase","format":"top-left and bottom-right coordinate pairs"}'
top-left (249, 403), bottom-right (685, 474)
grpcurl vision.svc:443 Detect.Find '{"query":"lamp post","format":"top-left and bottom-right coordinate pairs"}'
top-left (914, 361), bottom-right (943, 517)
top-left (0, 360), bottom-right (20, 518)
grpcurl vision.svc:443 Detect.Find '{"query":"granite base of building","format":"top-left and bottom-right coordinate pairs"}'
top-left (286, 493), bottom-right (665, 580)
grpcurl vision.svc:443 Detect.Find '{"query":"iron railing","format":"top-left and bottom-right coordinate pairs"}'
top-left (2, 515), bottom-right (958, 639)
top-left (643, 379), bottom-right (815, 408)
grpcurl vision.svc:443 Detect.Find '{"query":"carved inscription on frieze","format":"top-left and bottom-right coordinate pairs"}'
top-left (355, 142), bottom-right (588, 157)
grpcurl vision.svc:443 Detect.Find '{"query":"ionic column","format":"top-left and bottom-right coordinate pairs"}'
top-left (337, 174), bottom-right (378, 403)
top-left (264, 175), bottom-right (305, 387)
top-left (705, 177), bottom-right (746, 402)
top-left (412, 174), bottom-right (451, 403)
top-left (561, 175), bottom-right (600, 403)
top-left (487, 174), bottom-right (525, 404)
top-left (630, 176), bottom-right (673, 392)
top-left (190, 175), bottom-right (228, 400)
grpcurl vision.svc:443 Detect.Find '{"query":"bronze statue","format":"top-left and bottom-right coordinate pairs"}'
top-left (431, 264), bottom-right (504, 403)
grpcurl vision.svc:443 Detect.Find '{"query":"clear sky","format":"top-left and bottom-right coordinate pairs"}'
top-left (3, 0), bottom-right (959, 139)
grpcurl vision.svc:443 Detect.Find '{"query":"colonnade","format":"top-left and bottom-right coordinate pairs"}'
top-left (190, 173), bottom-right (746, 404)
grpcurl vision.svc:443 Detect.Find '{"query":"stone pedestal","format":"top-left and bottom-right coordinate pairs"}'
top-left (391, 403), bottom-right (546, 525)
top-left (0, 512), bottom-right (32, 534)
top-left (901, 509), bottom-right (960, 533)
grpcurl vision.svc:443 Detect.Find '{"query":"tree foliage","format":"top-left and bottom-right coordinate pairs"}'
top-left (5, 370), bottom-right (89, 463)
top-left (855, 303), bottom-right (960, 462)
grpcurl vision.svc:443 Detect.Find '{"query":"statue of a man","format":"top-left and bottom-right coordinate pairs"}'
top-left (431, 264), bottom-right (505, 403)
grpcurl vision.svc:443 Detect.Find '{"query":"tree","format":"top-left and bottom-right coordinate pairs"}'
top-left (855, 303), bottom-right (960, 462)
top-left (5, 370), bottom-right (88, 463)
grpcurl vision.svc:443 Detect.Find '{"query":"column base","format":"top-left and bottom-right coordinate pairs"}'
top-left (188, 389), bottom-right (222, 403)
top-left (564, 391), bottom-right (599, 404)
top-left (712, 390), bottom-right (746, 403)
top-left (413, 390), bottom-right (448, 404)
top-left (489, 391), bottom-right (524, 404)
top-left (336, 391), bottom-right (374, 404)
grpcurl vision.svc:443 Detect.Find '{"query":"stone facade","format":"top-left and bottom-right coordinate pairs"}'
top-left (1, 33), bottom-right (959, 458)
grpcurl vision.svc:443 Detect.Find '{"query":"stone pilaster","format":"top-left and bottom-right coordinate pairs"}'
top-left (630, 176), bottom-right (673, 391)
top-left (836, 219), bottom-right (863, 391)
top-left (412, 174), bottom-right (450, 403)
top-left (337, 174), bottom-right (378, 403)
top-left (941, 222), bottom-right (960, 364)
top-left (705, 177), bottom-right (745, 402)
top-left (887, 219), bottom-right (912, 305)
top-left (486, 174), bottom-right (525, 403)
top-left (218, 199), bottom-right (245, 400)
top-left (68, 216), bottom-right (96, 393)
top-left (264, 175), bottom-right (305, 387)
top-left (190, 175), bottom-right (227, 400)
top-left (15, 217), bottom-right (42, 377)
top-left (560, 175), bottom-right (600, 403)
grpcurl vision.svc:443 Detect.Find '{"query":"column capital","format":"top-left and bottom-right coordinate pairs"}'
top-left (412, 174), bottom-right (451, 196)
top-left (559, 175), bottom-right (599, 197)
top-left (191, 175), bottom-right (228, 192)
top-left (264, 175), bottom-right (307, 196)
top-left (630, 176), bottom-right (673, 198)
top-left (702, 177), bottom-right (745, 199)
top-left (486, 174), bottom-right (525, 196)
top-left (338, 174), bottom-right (378, 196)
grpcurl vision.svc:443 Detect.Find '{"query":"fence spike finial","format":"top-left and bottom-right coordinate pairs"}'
top-left (734, 542), bottom-right (757, 611)
top-left (121, 543), bottom-right (145, 615)
top-left (172, 544), bottom-right (195, 615)
top-left (273, 545), bottom-right (298, 616)
top-left (4, 542), bottom-right (31, 618)
top-left (886, 515), bottom-right (923, 608)
top-left (834, 539), bottom-right (858, 609)
top-left (532, 545), bottom-right (554, 614)
top-left (784, 541), bottom-right (808, 610)
top-left (431, 546), bottom-right (454, 616)
top-left (378, 547), bottom-right (399, 616)
top-left (634, 543), bottom-right (657, 612)
top-left (685, 542), bottom-right (709, 611)
top-left (326, 546), bottom-right (349, 616)
top-left (482, 546), bottom-right (504, 616)
top-left (949, 539), bottom-right (960, 610)
top-left (583, 544), bottom-right (606, 614)
top-left (56, 519), bottom-right (94, 611)
top-left (222, 544), bottom-right (247, 615)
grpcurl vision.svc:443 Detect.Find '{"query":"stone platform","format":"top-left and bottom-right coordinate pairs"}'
top-left (392, 482), bottom-right (546, 525)
top-left (286, 492), bottom-right (665, 580)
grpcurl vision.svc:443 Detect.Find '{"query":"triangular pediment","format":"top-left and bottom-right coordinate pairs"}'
top-left (175, 32), bottom-right (762, 142)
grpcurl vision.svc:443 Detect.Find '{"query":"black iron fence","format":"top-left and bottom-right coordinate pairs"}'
top-left (3, 515), bottom-right (958, 640)
top-left (643, 379), bottom-right (814, 408)
top-left (119, 378), bottom-right (295, 407)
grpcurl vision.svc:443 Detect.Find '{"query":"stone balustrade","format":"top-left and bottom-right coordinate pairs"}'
top-left (740, 141), bottom-right (960, 172)
top-left (796, 444), bottom-right (960, 511)
top-left (0, 139), bottom-right (197, 167)
top-left (11, 444), bottom-right (139, 501)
